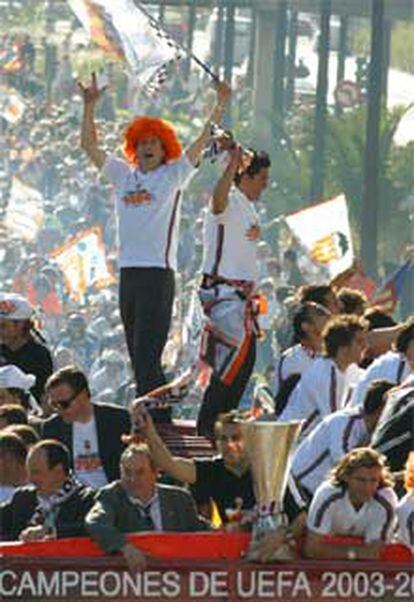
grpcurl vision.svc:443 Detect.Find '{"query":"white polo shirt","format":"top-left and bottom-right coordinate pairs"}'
top-left (396, 492), bottom-right (414, 549)
top-left (278, 357), bottom-right (359, 438)
top-left (350, 351), bottom-right (411, 409)
top-left (202, 186), bottom-right (259, 282)
top-left (292, 408), bottom-right (369, 495)
top-left (307, 481), bottom-right (397, 542)
top-left (273, 344), bottom-right (316, 398)
top-left (103, 154), bottom-right (196, 270)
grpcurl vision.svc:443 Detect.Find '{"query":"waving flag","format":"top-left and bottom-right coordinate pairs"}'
top-left (4, 177), bottom-right (43, 241)
top-left (50, 227), bottom-right (115, 303)
top-left (285, 194), bottom-right (354, 279)
top-left (371, 259), bottom-right (414, 313)
top-left (0, 85), bottom-right (25, 124)
top-left (67, 0), bottom-right (182, 93)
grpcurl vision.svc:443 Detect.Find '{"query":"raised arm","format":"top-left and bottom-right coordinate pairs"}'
top-left (131, 400), bottom-right (197, 484)
top-left (211, 144), bottom-right (242, 215)
top-left (185, 80), bottom-right (231, 167)
top-left (78, 72), bottom-right (107, 169)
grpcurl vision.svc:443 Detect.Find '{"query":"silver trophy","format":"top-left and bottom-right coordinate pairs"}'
top-left (241, 419), bottom-right (302, 560)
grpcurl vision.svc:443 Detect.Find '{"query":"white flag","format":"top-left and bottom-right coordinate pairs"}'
top-left (67, 0), bottom-right (181, 92)
top-left (50, 227), bottom-right (115, 302)
top-left (285, 194), bottom-right (354, 279)
top-left (4, 177), bottom-right (43, 241)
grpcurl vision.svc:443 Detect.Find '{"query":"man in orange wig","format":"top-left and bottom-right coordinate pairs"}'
top-left (79, 73), bottom-right (230, 407)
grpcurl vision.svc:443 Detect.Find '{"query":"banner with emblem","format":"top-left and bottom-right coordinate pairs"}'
top-left (285, 194), bottom-right (354, 279)
top-left (67, 0), bottom-right (182, 93)
top-left (3, 177), bottom-right (43, 241)
top-left (49, 227), bottom-right (115, 303)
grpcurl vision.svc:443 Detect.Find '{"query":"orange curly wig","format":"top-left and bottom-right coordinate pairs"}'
top-left (123, 116), bottom-right (182, 166)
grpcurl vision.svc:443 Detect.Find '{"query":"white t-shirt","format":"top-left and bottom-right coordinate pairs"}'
top-left (202, 186), bottom-right (259, 281)
top-left (273, 344), bottom-right (316, 398)
top-left (102, 154), bottom-right (196, 270)
top-left (350, 351), bottom-right (411, 409)
top-left (292, 408), bottom-right (368, 495)
top-left (307, 481), bottom-right (397, 542)
top-left (396, 491), bottom-right (414, 549)
top-left (73, 416), bottom-right (108, 489)
top-left (278, 357), bottom-right (359, 438)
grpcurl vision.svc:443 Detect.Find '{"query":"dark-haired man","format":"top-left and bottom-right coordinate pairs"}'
top-left (291, 380), bottom-right (394, 500)
top-left (278, 315), bottom-right (367, 439)
top-left (41, 366), bottom-right (131, 487)
top-left (0, 439), bottom-right (95, 541)
top-left (0, 433), bottom-right (28, 503)
top-left (197, 145), bottom-right (271, 437)
top-left (273, 302), bottom-right (331, 415)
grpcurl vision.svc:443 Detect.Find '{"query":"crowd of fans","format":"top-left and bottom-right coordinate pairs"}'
top-left (0, 22), bottom-right (413, 570)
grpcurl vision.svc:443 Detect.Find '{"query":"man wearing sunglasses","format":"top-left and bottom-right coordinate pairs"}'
top-left (41, 366), bottom-right (131, 488)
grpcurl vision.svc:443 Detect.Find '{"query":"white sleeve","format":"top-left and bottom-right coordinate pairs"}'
top-left (306, 484), bottom-right (335, 535)
top-left (170, 154), bottom-right (197, 188)
top-left (365, 488), bottom-right (398, 543)
top-left (101, 155), bottom-right (130, 187)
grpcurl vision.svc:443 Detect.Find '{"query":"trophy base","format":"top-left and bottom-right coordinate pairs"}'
top-left (248, 514), bottom-right (297, 562)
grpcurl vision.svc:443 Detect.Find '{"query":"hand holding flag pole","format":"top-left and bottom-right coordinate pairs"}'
top-left (134, 0), bottom-right (220, 84)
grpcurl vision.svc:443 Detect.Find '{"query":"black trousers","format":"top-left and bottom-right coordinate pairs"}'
top-left (120, 267), bottom-right (175, 397)
top-left (196, 335), bottom-right (256, 439)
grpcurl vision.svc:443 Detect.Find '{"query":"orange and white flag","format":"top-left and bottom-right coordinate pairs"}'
top-left (50, 227), bottom-right (115, 303)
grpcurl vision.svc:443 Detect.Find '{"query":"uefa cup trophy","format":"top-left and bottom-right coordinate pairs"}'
top-left (241, 419), bottom-right (302, 560)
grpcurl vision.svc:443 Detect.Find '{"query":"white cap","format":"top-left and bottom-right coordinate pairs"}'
top-left (0, 365), bottom-right (36, 391)
top-left (0, 293), bottom-right (34, 321)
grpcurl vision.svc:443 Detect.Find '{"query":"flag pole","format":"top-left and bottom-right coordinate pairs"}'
top-left (135, 1), bottom-right (220, 84)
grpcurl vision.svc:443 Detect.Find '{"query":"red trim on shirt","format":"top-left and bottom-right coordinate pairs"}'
top-left (165, 190), bottom-right (181, 269)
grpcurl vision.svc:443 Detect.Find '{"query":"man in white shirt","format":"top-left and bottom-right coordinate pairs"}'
top-left (79, 73), bottom-right (231, 400)
top-left (278, 315), bottom-right (367, 439)
top-left (273, 302), bottom-right (331, 415)
top-left (305, 448), bottom-right (397, 559)
top-left (350, 318), bottom-right (414, 409)
top-left (291, 380), bottom-right (394, 498)
top-left (196, 144), bottom-right (271, 437)
top-left (42, 366), bottom-right (131, 488)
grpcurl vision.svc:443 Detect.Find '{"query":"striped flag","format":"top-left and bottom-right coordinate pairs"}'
top-left (67, 0), bottom-right (182, 94)
top-left (371, 259), bottom-right (414, 313)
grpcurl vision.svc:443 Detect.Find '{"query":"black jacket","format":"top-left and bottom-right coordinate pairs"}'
top-left (41, 403), bottom-right (131, 482)
top-left (0, 484), bottom-right (95, 541)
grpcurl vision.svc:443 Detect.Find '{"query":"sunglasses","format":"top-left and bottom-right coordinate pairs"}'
top-left (50, 390), bottom-right (82, 411)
